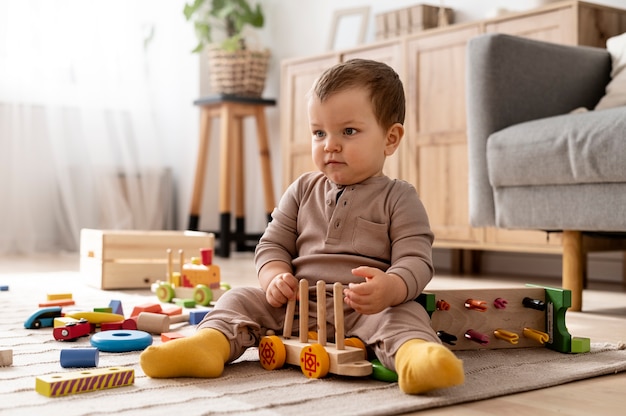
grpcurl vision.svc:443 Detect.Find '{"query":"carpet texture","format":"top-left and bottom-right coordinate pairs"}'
top-left (2, 272), bottom-right (626, 416)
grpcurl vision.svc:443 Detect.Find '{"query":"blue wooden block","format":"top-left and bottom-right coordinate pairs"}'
top-left (189, 309), bottom-right (212, 325)
top-left (60, 347), bottom-right (99, 368)
top-left (108, 299), bottom-right (124, 316)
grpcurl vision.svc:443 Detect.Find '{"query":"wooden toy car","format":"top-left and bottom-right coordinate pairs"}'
top-left (152, 248), bottom-right (229, 306)
top-left (258, 280), bottom-right (372, 379)
top-left (53, 319), bottom-right (91, 341)
top-left (24, 306), bottom-right (63, 329)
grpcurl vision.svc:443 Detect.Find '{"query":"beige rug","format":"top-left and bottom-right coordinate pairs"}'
top-left (2, 272), bottom-right (626, 416)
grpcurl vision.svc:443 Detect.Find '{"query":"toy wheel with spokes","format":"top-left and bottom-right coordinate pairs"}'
top-left (155, 283), bottom-right (175, 303)
top-left (259, 335), bottom-right (286, 370)
top-left (193, 285), bottom-right (213, 306)
top-left (300, 343), bottom-right (329, 378)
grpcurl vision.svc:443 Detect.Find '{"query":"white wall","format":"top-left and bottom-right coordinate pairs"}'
top-left (169, 0), bottom-right (625, 281)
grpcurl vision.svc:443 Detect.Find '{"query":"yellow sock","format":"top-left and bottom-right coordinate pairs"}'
top-left (395, 339), bottom-right (464, 394)
top-left (140, 328), bottom-right (230, 378)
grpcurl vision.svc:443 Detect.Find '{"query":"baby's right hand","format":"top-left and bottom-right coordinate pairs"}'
top-left (266, 273), bottom-right (298, 307)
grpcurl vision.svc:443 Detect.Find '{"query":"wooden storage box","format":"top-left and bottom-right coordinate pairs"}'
top-left (80, 229), bottom-right (215, 289)
top-left (375, 4), bottom-right (454, 40)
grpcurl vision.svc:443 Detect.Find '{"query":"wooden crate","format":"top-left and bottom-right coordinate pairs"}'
top-left (80, 229), bottom-right (215, 289)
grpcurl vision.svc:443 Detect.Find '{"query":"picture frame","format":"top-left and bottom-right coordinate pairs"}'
top-left (327, 7), bottom-right (370, 51)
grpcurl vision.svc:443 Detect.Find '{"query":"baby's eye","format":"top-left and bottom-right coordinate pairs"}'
top-left (343, 128), bottom-right (357, 136)
top-left (313, 130), bottom-right (326, 139)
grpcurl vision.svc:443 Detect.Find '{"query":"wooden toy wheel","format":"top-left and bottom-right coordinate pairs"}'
top-left (156, 283), bottom-right (175, 303)
top-left (220, 282), bottom-right (231, 291)
top-left (258, 336), bottom-right (286, 370)
top-left (300, 344), bottom-right (330, 378)
top-left (193, 285), bottom-right (212, 306)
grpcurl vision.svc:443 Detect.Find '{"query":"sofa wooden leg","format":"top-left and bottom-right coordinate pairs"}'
top-left (562, 230), bottom-right (583, 311)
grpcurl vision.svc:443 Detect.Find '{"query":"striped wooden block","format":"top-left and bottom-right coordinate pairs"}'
top-left (35, 367), bottom-right (134, 397)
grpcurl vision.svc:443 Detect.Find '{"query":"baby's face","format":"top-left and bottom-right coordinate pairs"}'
top-left (308, 87), bottom-right (389, 185)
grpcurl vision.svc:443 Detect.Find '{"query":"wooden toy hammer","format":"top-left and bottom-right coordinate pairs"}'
top-left (136, 312), bottom-right (190, 334)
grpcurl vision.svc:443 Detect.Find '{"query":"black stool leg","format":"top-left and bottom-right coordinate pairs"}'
top-left (218, 213), bottom-right (231, 257)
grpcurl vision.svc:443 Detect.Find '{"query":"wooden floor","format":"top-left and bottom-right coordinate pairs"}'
top-left (3, 252), bottom-right (626, 414)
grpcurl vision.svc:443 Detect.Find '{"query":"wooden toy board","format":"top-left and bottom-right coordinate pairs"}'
top-left (80, 229), bottom-right (215, 289)
top-left (422, 287), bottom-right (568, 351)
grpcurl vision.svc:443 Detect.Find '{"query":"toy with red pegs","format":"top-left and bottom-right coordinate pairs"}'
top-left (417, 285), bottom-right (590, 353)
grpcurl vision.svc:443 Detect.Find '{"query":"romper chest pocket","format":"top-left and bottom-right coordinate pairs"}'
top-left (352, 217), bottom-right (390, 259)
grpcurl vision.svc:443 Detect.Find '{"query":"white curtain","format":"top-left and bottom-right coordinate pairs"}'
top-left (0, 0), bottom-right (180, 254)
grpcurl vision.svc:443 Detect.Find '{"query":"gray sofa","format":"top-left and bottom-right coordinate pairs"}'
top-left (466, 33), bottom-right (626, 311)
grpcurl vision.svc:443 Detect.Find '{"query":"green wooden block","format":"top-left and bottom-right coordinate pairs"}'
top-left (571, 337), bottom-right (591, 353)
top-left (94, 307), bottom-right (113, 313)
top-left (175, 298), bottom-right (196, 308)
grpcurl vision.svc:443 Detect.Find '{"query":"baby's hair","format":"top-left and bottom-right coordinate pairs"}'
top-left (310, 59), bottom-right (405, 130)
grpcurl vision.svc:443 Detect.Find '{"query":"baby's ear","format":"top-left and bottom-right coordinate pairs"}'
top-left (384, 123), bottom-right (404, 156)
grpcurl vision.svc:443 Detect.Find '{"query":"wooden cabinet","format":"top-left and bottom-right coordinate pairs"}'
top-left (280, 1), bottom-right (626, 257)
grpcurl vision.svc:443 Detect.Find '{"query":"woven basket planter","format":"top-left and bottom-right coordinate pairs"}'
top-left (207, 47), bottom-right (270, 97)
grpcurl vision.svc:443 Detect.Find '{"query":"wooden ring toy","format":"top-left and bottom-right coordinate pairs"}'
top-left (90, 330), bottom-right (153, 352)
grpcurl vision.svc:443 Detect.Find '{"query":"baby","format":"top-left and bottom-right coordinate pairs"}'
top-left (140, 58), bottom-right (464, 394)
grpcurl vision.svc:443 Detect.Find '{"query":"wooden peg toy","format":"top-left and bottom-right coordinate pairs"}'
top-left (258, 280), bottom-right (371, 379)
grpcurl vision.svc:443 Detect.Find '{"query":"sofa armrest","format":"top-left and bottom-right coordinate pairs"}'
top-left (466, 33), bottom-right (611, 227)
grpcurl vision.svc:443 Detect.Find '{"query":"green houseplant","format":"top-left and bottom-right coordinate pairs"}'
top-left (184, 0), bottom-right (270, 97)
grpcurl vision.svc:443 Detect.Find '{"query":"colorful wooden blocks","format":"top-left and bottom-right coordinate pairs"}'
top-left (35, 367), bottom-right (134, 397)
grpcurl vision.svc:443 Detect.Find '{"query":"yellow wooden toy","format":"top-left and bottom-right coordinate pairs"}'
top-left (35, 367), bottom-right (134, 397)
top-left (259, 280), bottom-right (371, 379)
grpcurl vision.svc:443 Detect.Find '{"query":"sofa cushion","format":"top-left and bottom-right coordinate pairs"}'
top-left (595, 32), bottom-right (626, 110)
top-left (487, 106), bottom-right (626, 187)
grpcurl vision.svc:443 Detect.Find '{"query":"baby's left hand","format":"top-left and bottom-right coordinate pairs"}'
top-left (343, 266), bottom-right (406, 314)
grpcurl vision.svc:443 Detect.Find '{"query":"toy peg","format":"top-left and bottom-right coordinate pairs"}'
top-left (523, 297), bottom-right (546, 311)
top-left (523, 327), bottom-right (549, 345)
top-left (299, 279), bottom-right (309, 343)
top-left (316, 281), bottom-right (327, 346)
top-left (464, 299), bottom-right (487, 312)
top-left (493, 329), bottom-right (519, 344)
top-left (166, 248), bottom-right (173, 282)
top-left (464, 329), bottom-right (489, 345)
top-left (436, 330), bottom-right (457, 346)
top-left (283, 297), bottom-right (296, 339)
top-left (493, 297), bottom-right (508, 309)
top-left (436, 300), bottom-right (450, 311)
top-left (334, 282), bottom-right (345, 350)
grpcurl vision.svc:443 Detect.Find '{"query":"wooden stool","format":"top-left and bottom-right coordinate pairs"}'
top-left (188, 95), bottom-right (276, 257)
